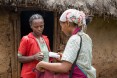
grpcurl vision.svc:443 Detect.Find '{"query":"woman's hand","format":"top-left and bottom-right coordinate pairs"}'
top-left (55, 52), bottom-right (62, 62)
top-left (36, 61), bottom-right (45, 72)
top-left (33, 52), bottom-right (44, 61)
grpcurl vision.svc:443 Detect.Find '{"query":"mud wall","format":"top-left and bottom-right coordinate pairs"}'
top-left (0, 9), bottom-right (13, 77)
top-left (0, 9), bottom-right (20, 78)
top-left (87, 17), bottom-right (117, 78)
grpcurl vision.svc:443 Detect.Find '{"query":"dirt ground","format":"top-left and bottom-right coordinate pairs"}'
top-left (87, 16), bottom-right (117, 78)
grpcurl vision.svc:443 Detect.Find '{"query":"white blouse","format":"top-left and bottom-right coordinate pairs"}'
top-left (61, 32), bottom-right (96, 78)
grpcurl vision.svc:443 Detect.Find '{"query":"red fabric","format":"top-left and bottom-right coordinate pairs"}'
top-left (72, 27), bottom-right (81, 35)
top-left (35, 70), bottom-right (69, 78)
top-left (18, 32), bottom-right (50, 78)
top-left (72, 65), bottom-right (87, 78)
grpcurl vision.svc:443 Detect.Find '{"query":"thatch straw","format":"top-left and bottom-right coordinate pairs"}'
top-left (0, 0), bottom-right (117, 17)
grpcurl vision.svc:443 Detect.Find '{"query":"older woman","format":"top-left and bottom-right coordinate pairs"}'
top-left (36, 9), bottom-right (96, 78)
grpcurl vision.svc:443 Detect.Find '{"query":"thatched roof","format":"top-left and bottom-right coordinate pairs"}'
top-left (47, 0), bottom-right (117, 17)
top-left (0, 0), bottom-right (117, 17)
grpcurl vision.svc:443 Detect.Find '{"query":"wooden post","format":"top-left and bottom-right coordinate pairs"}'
top-left (53, 11), bottom-right (58, 52)
top-left (10, 13), bottom-right (21, 78)
top-left (16, 13), bottom-right (21, 78)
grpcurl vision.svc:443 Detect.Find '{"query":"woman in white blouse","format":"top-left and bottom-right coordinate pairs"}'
top-left (36, 9), bottom-right (96, 78)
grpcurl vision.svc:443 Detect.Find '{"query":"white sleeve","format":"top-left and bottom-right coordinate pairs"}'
top-left (61, 35), bottom-right (80, 64)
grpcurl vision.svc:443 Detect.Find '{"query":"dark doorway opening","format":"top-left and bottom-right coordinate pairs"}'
top-left (20, 10), bottom-right (54, 50)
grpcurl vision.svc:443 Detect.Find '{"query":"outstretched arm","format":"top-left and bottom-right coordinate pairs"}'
top-left (36, 61), bottom-right (72, 73)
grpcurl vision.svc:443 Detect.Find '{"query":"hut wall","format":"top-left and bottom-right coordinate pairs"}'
top-left (87, 17), bottom-right (117, 78)
top-left (0, 9), bottom-right (20, 78)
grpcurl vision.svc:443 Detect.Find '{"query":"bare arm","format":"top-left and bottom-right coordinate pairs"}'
top-left (18, 52), bottom-right (44, 63)
top-left (18, 55), bottom-right (34, 63)
top-left (36, 61), bottom-right (72, 73)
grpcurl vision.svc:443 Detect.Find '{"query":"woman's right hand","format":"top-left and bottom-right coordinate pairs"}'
top-left (33, 52), bottom-right (44, 61)
top-left (55, 52), bottom-right (62, 62)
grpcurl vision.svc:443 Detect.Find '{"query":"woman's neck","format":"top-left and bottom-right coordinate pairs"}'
top-left (32, 32), bottom-right (41, 39)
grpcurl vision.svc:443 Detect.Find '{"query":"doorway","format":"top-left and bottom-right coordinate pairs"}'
top-left (20, 10), bottom-right (54, 50)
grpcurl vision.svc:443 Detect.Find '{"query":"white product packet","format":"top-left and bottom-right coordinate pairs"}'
top-left (49, 52), bottom-right (60, 58)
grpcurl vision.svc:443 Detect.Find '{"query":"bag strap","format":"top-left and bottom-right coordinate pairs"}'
top-left (69, 35), bottom-right (82, 78)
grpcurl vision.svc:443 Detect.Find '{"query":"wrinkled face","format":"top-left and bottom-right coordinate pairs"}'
top-left (60, 21), bottom-right (70, 36)
top-left (31, 19), bottom-right (44, 36)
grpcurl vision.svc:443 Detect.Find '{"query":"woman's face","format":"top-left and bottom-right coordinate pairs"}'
top-left (60, 21), bottom-right (70, 36)
top-left (31, 19), bottom-right (44, 36)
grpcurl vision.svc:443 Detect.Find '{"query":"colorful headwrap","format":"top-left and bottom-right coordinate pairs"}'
top-left (60, 9), bottom-right (86, 27)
